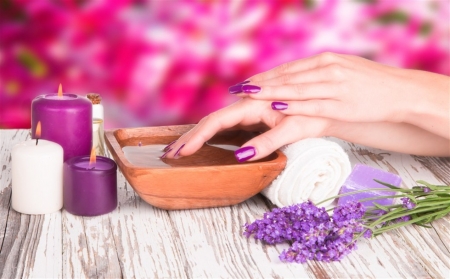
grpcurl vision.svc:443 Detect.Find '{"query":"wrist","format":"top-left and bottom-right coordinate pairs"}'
top-left (401, 71), bottom-right (450, 139)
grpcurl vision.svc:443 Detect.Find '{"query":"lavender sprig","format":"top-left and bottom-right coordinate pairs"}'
top-left (244, 201), bottom-right (368, 263)
top-left (243, 180), bottom-right (450, 264)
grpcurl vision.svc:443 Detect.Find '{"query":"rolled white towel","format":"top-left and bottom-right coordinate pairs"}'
top-left (261, 138), bottom-right (351, 208)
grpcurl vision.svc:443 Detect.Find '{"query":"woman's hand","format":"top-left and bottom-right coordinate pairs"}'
top-left (162, 98), bottom-right (450, 161)
top-left (162, 98), bottom-right (333, 161)
top-left (230, 52), bottom-right (450, 139)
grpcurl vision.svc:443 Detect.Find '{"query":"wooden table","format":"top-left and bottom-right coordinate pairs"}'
top-left (1, 129), bottom-right (449, 279)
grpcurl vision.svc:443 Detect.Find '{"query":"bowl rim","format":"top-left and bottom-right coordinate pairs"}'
top-left (104, 125), bottom-right (287, 172)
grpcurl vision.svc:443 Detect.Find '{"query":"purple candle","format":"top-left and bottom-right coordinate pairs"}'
top-left (63, 155), bottom-right (117, 216)
top-left (31, 85), bottom-right (92, 161)
top-left (338, 164), bottom-right (402, 208)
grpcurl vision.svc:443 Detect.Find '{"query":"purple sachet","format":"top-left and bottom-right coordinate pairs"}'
top-left (337, 164), bottom-right (402, 208)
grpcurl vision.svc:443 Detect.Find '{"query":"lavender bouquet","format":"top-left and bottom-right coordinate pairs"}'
top-left (243, 180), bottom-right (450, 263)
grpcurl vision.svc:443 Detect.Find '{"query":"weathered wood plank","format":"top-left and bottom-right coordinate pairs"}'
top-left (62, 169), bottom-right (188, 278)
top-left (332, 138), bottom-right (450, 278)
top-left (107, 176), bottom-right (188, 279)
top-left (1, 130), bottom-right (449, 278)
top-left (166, 196), bottom-right (312, 278)
top-left (0, 130), bottom-right (62, 279)
top-left (413, 156), bottom-right (450, 185)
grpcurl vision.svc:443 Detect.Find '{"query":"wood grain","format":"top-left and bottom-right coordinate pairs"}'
top-left (1, 130), bottom-right (449, 278)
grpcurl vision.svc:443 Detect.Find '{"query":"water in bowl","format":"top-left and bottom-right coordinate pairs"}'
top-left (122, 143), bottom-right (240, 168)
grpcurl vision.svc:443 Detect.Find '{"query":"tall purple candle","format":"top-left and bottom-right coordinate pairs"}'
top-left (63, 155), bottom-right (117, 216)
top-left (31, 86), bottom-right (92, 162)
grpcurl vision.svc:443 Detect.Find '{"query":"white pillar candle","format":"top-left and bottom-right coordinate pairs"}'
top-left (12, 139), bottom-right (63, 214)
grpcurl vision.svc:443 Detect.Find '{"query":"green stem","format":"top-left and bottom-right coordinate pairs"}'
top-left (367, 204), bottom-right (450, 228)
top-left (315, 187), bottom-right (411, 206)
top-left (316, 187), bottom-right (450, 207)
top-left (373, 206), bottom-right (450, 234)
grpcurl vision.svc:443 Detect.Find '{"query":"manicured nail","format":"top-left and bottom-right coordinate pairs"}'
top-left (229, 84), bottom-right (243, 94)
top-left (271, 101), bottom-right (288, 110)
top-left (174, 143), bottom-right (186, 159)
top-left (242, 85), bottom-right (261, 94)
top-left (164, 140), bottom-right (176, 151)
top-left (160, 148), bottom-right (173, 159)
top-left (237, 80), bottom-right (250, 85)
top-left (234, 146), bottom-right (256, 163)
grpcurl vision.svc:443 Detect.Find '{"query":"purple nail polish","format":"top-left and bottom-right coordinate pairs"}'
top-left (237, 80), bottom-right (250, 85)
top-left (271, 102), bottom-right (288, 110)
top-left (242, 85), bottom-right (261, 94)
top-left (174, 144), bottom-right (185, 159)
top-left (229, 84), bottom-right (243, 94)
top-left (164, 140), bottom-right (176, 151)
top-left (160, 147), bottom-right (173, 159)
top-left (234, 146), bottom-right (256, 163)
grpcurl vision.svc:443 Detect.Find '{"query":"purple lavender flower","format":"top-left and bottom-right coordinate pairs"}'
top-left (401, 197), bottom-right (416, 210)
top-left (243, 201), bottom-right (331, 245)
top-left (422, 187), bottom-right (431, 193)
top-left (332, 201), bottom-right (366, 225)
top-left (245, 201), bottom-right (371, 264)
top-left (363, 229), bottom-right (373, 238)
top-left (396, 215), bottom-right (412, 223)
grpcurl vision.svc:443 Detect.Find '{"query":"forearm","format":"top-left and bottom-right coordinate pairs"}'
top-left (330, 121), bottom-right (450, 157)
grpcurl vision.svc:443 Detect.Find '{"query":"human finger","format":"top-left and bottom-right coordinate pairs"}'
top-left (270, 100), bottom-right (343, 120)
top-left (163, 99), bottom-right (284, 159)
top-left (231, 82), bottom-right (337, 101)
top-left (248, 52), bottom-right (342, 83)
top-left (234, 115), bottom-right (330, 162)
top-left (254, 63), bottom-right (346, 87)
top-left (228, 64), bottom-right (344, 95)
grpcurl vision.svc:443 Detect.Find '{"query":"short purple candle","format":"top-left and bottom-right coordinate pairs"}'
top-left (32, 89), bottom-right (92, 162)
top-left (338, 164), bottom-right (402, 208)
top-left (63, 156), bottom-right (117, 216)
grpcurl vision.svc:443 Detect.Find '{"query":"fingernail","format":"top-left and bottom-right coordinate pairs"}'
top-left (174, 143), bottom-right (186, 159)
top-left (160, 148), bottom-right (173, 159)
top-left (242, 85), bottom-right (260, 94)
top-left (234, 146), bottom-right (256, 163)
top-left (163, 140), bottom-right (176, 151)
top-left (229, 84), bottom-right (243, 94)
top-left (271, 101), bottom-right (288, 110)
top-left (237, 80), bottom-right (250, 85)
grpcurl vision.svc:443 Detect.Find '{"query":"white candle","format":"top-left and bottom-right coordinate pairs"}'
top-left (12, 139), bottom-right (63, 214)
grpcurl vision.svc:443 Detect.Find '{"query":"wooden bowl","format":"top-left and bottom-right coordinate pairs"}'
top-left (105, 125), bottom-right (287, 210)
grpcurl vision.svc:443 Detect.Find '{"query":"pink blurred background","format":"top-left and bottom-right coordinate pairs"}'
top-left (1, 0), bottom-right (449, 129)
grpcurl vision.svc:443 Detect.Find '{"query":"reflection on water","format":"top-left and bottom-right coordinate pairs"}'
top-left (123, 144), bottom-right (168, 167)
top-left (205, 143), bottom-right (240, 151)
